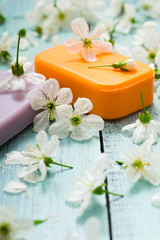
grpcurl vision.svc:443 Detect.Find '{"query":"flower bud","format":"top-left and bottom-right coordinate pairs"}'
top-left (124, 59), bottom-right (136, 70)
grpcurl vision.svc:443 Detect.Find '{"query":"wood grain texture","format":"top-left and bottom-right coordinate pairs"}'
top-left (0, 125), bottom-right (109, 239)
top-left (103, 93), bottom-right (160, 240)
top-left (0, 0), bottom-right (109, 239)
top-left (1, 0), bottom-right (160, 239)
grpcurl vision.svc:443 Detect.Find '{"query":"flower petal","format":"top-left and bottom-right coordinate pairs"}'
top-left (43, 78), bottom-right (60, 100)
top-left (36, 130), bottom-right (48, 152)
top-left (64, 38), bottom-right (83, 53)
top-left (33, 111), bottom-right (49, 132)
top-left (25, 72), bottom-right (45, 84)
top-left (14, 219), bottom-right (35, 235)
top-left (82, 48), bottom-right (97, 62)
top-left (4, 151), bottom-right (24, 165)
top-left (151, 120), bottom-right (160, 134)
top-left (125, 166), bottom-right (141, 183)
top-left (74, 97), bottom-right (93, 115)
top-left (82, 114), bottom-right (104, 131)
top-left (132, 124), bottom-right (146, 144)
top-left (12, 76), bottom-right (26, 91)
top-left (85, 217), bottom-right (101, 240)
top-left (49, 120), bottom-right (70, 139)
top-left (27, 89), bottom-right (47, 110)
top-left (92, 40), bottom-right (112, 54)
top-left (0, 206), bottom-right (15, 222)
top-left (23, 62), bottom-right (33, 72)
top-left (55, 105), bottom-right (73, 120)
top-left (76, 193), bottom-right (91, 216)
top-left (122, 121), bottom-right (139, 132)
top-left (24, 161), bottom-right (46, 183)
top-left (71, 18), bottom-right (88, 38)
top-left (90, 23), bottom-right (105, 40)
top-left (152, 193), bottom-right (160, 208)
top-left (56, 88), bottom-right (73, 105)
top-left (3, 180), bottom-right (27, 193)
top-left (94, 153), bottom-right (110, 175)
top-left (144, 32), bottom-right (159, 52)
top-left (46, 134), bottom-right (59, 157)
top-left (71, 126), bottom-right (91, 141)
top-left (17, 164), bottom-right (38, 178)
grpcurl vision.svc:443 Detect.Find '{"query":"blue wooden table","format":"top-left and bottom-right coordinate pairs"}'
top-left (1, 1), bottom-right (160, 239)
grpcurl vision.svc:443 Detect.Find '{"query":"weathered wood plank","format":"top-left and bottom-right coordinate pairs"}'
top-left (103, 93), bottom-right (160, 240)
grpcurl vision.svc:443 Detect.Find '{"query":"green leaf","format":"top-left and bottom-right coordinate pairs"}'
top-left (34, 219), bottom-right (47, 225)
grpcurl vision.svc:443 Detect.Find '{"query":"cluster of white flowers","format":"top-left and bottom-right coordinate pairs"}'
top-left (28, 78), bottom-right (104, 141)
top-left (121, 92), bottom-right (160, 186)
top-left (26, 0), bottom-right (104, 40)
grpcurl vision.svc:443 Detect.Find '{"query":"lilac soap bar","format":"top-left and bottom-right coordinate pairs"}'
top-left (0, 71), bottom-right (40, 146)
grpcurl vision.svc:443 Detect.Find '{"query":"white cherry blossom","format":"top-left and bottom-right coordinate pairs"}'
top-left (0, 206), bottom-right (34, 240)
top-left (122, 118), bottom-right (160, 144)
top-left (106, 0), bottom-right (124, 18)
top-left (116, 4), bottom-right (137, 34)
top-left (139, 0), bottom-right (160, 19)
top-left (27, 78), bottom-right (73, 132)
top-left (132, 32), bottom-right (160, 64)
top-left (26, 0), bottom-right (54, 25)
top-left (72, 0), bottom-right (104, 24)
top-left (0, 61), bottom-right (45, 92)
top-left (132, 21), bottom-right (158, 47)
top-left (49, 97), bottom-right (104, 141)
top-left (4, 131), bottom-right (72, 183)
top-left (65, 153), bottom-right (110, 216)
top-left (65, 18), bottom-right (112, 62)
top-left (54, 0), bottom-right (80, 31)
top-left (122, 139), bottom-right (160, 186)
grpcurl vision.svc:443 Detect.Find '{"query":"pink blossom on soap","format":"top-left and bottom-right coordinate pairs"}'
top-left (49, 97), bottom-right (104, 141)
top-left (27, 78), bottom-right (73, 132)
top-left (64, 18), bottom-right (112, 62)
top-left (0, 61), bottom-right (45, 92)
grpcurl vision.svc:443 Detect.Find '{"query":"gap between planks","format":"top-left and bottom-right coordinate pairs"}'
top-left (99, 131), bottom-right (113, 240)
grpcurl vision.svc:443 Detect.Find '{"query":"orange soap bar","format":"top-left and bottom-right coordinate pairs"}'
top-left (35, 45), bottom-right (154, 119)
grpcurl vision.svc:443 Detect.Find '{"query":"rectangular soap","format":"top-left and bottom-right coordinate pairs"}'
top-left (35, 45), bottom-right (154, 119)
top-left (0, 71), bottom-right (40, 146)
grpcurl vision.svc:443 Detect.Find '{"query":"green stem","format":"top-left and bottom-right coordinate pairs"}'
top-left (141, 92), bottom-right (147, 114)
top-left (53, 161), bottom-right (73, 169)
top-left (105, 190), bottom-right (124, 198)
top-left (16, 35), bottom-right (21, 66)
top-left (88, 64), bottom-right (113, 69)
